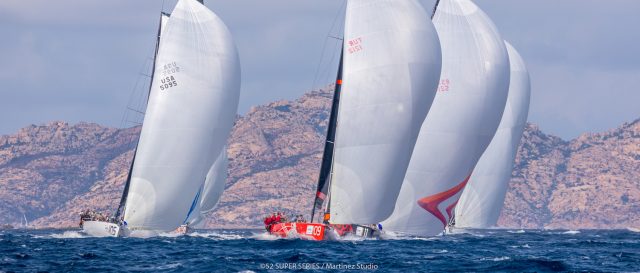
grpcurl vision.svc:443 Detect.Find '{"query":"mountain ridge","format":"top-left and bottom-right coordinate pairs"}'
top-left (1, 89), bottom-right (638, 229)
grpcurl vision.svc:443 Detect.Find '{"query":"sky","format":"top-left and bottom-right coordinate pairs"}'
top-left (0, 0), bottom-right (638, 139)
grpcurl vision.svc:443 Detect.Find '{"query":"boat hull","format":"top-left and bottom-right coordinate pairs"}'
top-left (269, 223), bottom-right (326, 241)
top-left (81, 221), bottom-right (122, 237)
top-left (331, 224), bottom-right (380, 238)
top-left (172, 224), bottom-right (193, 235)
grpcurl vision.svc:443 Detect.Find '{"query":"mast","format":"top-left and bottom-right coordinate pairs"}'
top-left (431, 0), bottom-right (441, 19)
top-left (115, 12), bottom-right (166, 220)
top-left (310, 50), bottom-right (344, 223)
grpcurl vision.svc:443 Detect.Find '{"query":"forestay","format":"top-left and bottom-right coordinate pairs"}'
top-left (383, 0), bottom-right (510, 236)
top-left (124, 0), bottom-right (240, 231)
top-left (329, 0), bottom-right (442, 224)
top-left (455, 41), bottom-right (531, 228)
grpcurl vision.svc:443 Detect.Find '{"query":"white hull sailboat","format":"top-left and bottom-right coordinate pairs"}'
top-left (453, 41), bottom-right (531, 229)
top-left (81, 0), bottom-right (240, 237)
top-left (81, 221), bottom-right (124, 237)
top-left (269, 0), bottom-right (443, 240)
top-left (382, 0), bottom-right (511, 237)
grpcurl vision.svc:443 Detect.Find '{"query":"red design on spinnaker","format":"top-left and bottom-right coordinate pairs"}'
top-left (417, 174), bottom-right (471, 227)
top-left (446, 200), bottom-right (458, 221)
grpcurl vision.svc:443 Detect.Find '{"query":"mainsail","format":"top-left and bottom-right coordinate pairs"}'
top-left (382, 0), bottom-right (510, 236)
top-left (123, 0), bottom-right (240, 231)
top-left (327, 0), bottom-right (442, 224)
top-left (454, 41), bottom-right (531, 228)
top-left (115, 12), bottom-right (170, 221)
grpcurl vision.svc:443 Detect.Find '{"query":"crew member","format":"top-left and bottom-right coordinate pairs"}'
top-left (264, 214), bottom-right (273, 231)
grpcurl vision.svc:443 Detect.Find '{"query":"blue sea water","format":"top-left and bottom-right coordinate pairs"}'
top-left (1, 228), bottom-right (638, 272)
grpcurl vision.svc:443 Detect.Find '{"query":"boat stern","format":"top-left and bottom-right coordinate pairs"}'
top-left (81, 221), bottom-right (121, 237)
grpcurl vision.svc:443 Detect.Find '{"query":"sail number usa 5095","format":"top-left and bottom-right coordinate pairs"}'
top-left (160, 76), bottom-right (178, 91)
top-left (159, 62), bottom-right (181, 91)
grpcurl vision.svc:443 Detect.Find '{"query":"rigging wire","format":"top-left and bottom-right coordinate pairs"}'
top-left (431, 0), bottom-right (441, 19)
top-left (310, 0), bottom-right (347, 93)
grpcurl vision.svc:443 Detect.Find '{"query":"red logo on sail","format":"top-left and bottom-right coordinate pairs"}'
top-left (416, 174), bottom-right (471, 227)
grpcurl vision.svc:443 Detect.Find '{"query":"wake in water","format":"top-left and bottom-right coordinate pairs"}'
top-left (34, 230), bottom-right (88, 239)
top-left (1, 229), bottom-right (638, 272)
top-left (187, 230), bottom-right (246, 240)
top-left (380, 230), bottom-right (441, 241)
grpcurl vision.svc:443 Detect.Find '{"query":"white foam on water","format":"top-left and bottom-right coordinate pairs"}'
top-left (626, 227), bottom-right (640, 233)
top-left (481, 256), bottom-right (511, 262)
top-left (250, 231), bottom-right (282, 241)
top-left (563, 230), bottom-right (580, 235)
top-left (155, 263), bottom-right (182, 270)
top-left (508, 229), bottom-right (526, 234)
top-left (128, 230), bottom-right (159, 238)
top-left (380, 231), bottom-right (440, 241)
top-left (189, 231), bottom-right (245, 240)
top-left (3, 257), bottom-right (17, 263)
top-left (43, 231), bottom-right (87, 239)
top-left (509, 244), bottom-right (531, 249)
top-left (158, 232), bottom-right (182, 238)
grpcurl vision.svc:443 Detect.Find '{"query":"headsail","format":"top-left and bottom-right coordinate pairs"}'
top-left (383, 0), bottom-right (510, 236)
top-left (454, 41), bottom-right (531, 228)
top-left (184, 148), bottom-right (228, 227)
top-left (199, 148), bottom-right (229, 214)
top-left (328, 0), bottom-right (442, 224)
top-left (123, 0), bottom-right (240, 231)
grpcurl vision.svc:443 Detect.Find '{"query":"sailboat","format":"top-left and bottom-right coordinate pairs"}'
top-left (178, 148), bottom-right (229, 233)
top-left (453, 41), bottom-right (531, 229)
top-left (382, 0), bottom-right (510, 237)
top-left (21, 214), bottom-right (30, 229)
top-left (268, 0), bottom-right (442, 240)
top-left (81, 0), bottom-right (240, 237)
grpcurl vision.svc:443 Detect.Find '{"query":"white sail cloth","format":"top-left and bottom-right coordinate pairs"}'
top-left (454, 42), bottom-right (531, 228)
top-left (329, 0), bottom-right (442, 224)
top-left (124, 0), bottom-right (240, 231)
top-left (383, 0), bottom-right (510, 236)
top-left (200, 148), bottom-right (229, 213)
top-left (185, 148), bottom-right (229, 226)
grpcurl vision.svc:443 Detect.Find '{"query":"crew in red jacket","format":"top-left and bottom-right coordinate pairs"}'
top-left (264, 213), bottom-right (274, 231)
top-left (275, 212), bottom-right (282, 224)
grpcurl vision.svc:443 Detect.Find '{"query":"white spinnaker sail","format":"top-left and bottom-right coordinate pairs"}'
top-left (382, 0), bottom-right (510, 236)
top-left (124, 0), bottom-right (240, 231)
top-left (200, 148), bottom-right (228, 213)
top-left (185, 148), bottom-right (229, 226)
top-left (329, 0), bottom-right (442, 224)
top-left (454, 41), bottom-right (530, 228)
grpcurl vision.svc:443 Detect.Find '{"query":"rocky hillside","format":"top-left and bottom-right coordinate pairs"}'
top-left (499, 120), bottom-right (640, 228)
top-left (1, 88), bottom-right (639, 229)
top-left (0, 122), bottom-right (138, 227)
